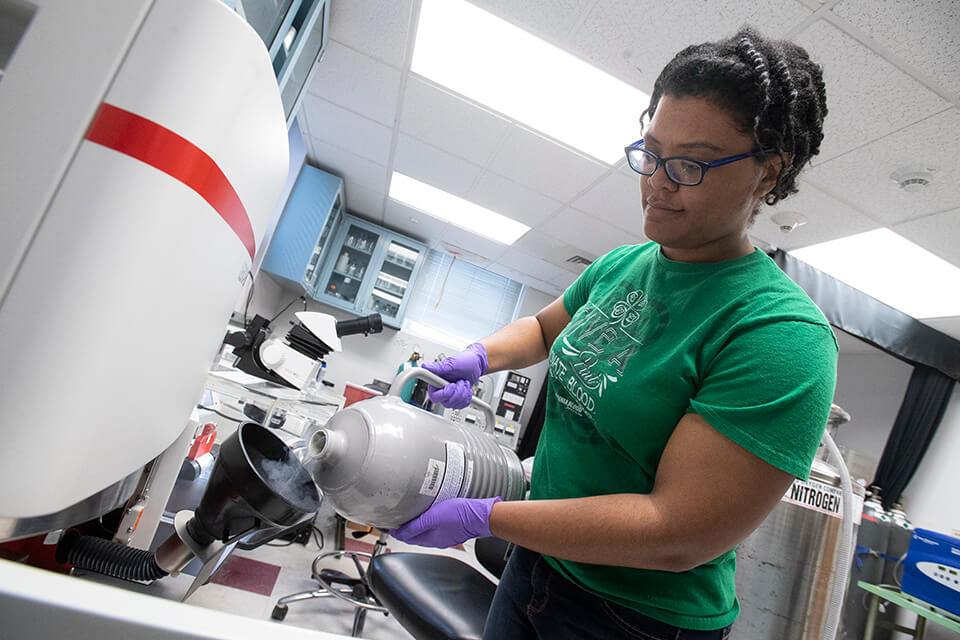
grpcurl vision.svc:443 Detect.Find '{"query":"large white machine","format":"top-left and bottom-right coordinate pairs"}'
top-left (0, 2), bottom-right (354, 637)
top-left (0, 0), bottom-right (288, 537)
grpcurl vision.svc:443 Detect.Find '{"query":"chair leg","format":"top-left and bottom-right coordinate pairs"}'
top-left (351, 607), bottom-right (368, 637)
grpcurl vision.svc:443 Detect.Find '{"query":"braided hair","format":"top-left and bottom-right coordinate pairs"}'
top-left (642, 26), bottom-right (827, 209)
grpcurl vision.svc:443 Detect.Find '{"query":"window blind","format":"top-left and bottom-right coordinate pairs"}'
top-left (402, 250), bottom-right (523, 351)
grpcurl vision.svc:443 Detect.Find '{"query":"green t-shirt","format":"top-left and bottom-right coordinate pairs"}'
top-left (530, 241), bottom-right (838, 631)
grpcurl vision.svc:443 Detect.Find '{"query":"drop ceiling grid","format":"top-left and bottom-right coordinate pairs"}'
top-left (393, 133), bottom-right (485, 198)
top-left (301, 94), bottom-right (393, 165)
top-left (567, 0), bottom-right (813, 92)
top-left (793, 20), bottom-right (950, 163)
top-left (542, 207), bottom-right (644, 258)
top-left (891, 207), bottom-right (960, 267)
top-left (397, 76), bottom-right (514, 168)
top-left (571, 171), bottom-right (646, 239)
top-left (803, 108), bottom-right (960, 226)
top-left (297, 0), bottom-right (960, 302)
top-left (327, 0), bottom-right (415, 69)
top-left (830, 0), bottom-right (960, 101)
top-left (750, 179), bottom-right (881, 250)
top-left (305, 40), bottom-right (403, 126)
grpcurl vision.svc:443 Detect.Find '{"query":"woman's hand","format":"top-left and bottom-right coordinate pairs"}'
top-left (422, 343), bottom-right (488, 409)
top-left (391, 497), bottom-right (502, 548)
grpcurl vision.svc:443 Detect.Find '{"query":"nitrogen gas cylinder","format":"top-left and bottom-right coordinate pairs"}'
top-left (307, 368), bottom-right (526, 529)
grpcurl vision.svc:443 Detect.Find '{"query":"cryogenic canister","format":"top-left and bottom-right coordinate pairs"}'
top-left (307, 368), bottom-right (525, 529)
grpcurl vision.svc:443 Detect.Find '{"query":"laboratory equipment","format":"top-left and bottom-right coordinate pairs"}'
top-left (0, 0), bottom-right (288, 544)
top-left (57, 423), bottom-right (319, 598)
top-left (900, 528), bottom-right (960, 618)
top-left (840, 487), bottom-right (892, 639)
top-left (733, 405), bottom-right (862, 640)
top-left (225, 311), bottom-right (383, 390)
top-left (308, 368), bottom-right (526, 529)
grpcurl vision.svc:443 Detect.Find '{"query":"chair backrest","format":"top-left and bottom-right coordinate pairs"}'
top-left (474, 537), bottom-right (511, 579)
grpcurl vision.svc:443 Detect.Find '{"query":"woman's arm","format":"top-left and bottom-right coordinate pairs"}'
top-left (479, 297), bottom-right (570, 373)
top-left (488, 412), bottom-right (796, 572)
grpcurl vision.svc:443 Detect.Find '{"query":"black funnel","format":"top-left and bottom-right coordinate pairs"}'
top-left (191, 422), bottom-right (320, 544)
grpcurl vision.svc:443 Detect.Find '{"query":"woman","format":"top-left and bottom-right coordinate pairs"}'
top-left (393, 26), bottom-right (834, 639)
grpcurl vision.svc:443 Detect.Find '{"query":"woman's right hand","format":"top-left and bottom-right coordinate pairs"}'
top-left (422, 342), bottom-right (488, 409)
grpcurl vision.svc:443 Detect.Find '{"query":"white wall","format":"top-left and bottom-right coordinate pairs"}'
top-left (901, 383), bottom-right (960, 537)
top-left (832, 350), bottom-right (915, 484)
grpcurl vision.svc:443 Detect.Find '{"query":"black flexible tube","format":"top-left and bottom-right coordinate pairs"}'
top-left (58, 532), bottom-right (168, 582)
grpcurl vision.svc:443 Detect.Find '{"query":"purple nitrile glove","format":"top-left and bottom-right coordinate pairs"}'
top-left (422, 343), bottom-right (488, 409)
top-left (391, 496), bottom-right (502, 548)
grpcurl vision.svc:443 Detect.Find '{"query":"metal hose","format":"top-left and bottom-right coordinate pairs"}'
top-left (58, 532), bottom-right (168, 582)
top-left (820, 430), bottom-right (854, 640)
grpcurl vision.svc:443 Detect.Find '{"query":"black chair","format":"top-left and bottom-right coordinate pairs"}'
top-left (366, 537), bottom-right (511, 640)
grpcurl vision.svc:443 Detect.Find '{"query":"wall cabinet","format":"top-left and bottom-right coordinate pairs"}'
top-left (261, 164), bottom-right (343, 294)
top-left (261, 168), bottom-right (426, 328)
top-left (314, 214), bottom-right (426, 328)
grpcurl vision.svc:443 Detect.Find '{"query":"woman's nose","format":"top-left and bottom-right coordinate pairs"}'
top-left (645, 163), bottom-right (679, 191)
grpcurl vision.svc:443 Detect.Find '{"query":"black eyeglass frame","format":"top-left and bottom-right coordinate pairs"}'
top-left (624, 138), bottom-right (775, 186)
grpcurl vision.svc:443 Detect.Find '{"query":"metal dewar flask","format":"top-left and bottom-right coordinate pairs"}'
top-left (307, 368), bottom-right (526, 529)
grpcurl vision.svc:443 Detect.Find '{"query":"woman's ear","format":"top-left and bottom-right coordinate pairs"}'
top-left (756, 153), bottom-right (788, 198)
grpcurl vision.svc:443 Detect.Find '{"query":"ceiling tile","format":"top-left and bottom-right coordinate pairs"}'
top-left (892, 207), bottom-right (960, 269)
top-left (306, 137), bottom-right (388, 193)
top-left (467, 0), bottom-right (595, 42)
top-left (918, 317), bottom-right (960, 342)
top-left (328, 0), bottom-right (414, 68)
top-left (750, 179), bottom-right (881, 250)
top-left (489, 126), bottom-right (609, 203)
top-left (399, 77), bottom-right (512, 166)
top-left (510, 229), bottom-right (567, 261)
top-left (570, 0), bottom-right (812, 90)
top-left (540, 207), bottom-right (642, 258)
top-left (498, 248), bottom-right (573, 284)
top-left (794, 20), bottom-right (949, 162)
top-left (466, 172), bottom-right (563, 228)
top-left (804, 108), bottom-right (960, 225)
top-left (832, 0), bottom-right (960, 99)
top-left (343, 182), bottom-right (386, 224)
top-left (307, 41), bottom-right (402, 126)
top-left (571, 171), bottom-right (645, 238)
top-left (302, 95), bottom-right (393, 165)
top-left (383, 198), bottom-right (450, 245)
top-left (549, 269), bottom-right (578, 290)
top-left (393, 134), bottom-right (484, 197)
top-left (439, 225), bottom-right (510, 265)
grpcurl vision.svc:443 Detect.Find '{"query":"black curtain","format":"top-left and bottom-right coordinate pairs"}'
top-left (516, 376), bottom-right (548, 460)
top-left (872, 364), bottom-right (955, 509)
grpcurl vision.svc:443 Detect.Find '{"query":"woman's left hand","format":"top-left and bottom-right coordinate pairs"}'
top-left (391, 496), bottom-right (502, 548)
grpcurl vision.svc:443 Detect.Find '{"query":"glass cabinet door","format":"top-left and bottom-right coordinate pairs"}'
top-left (323, 223), bottom-right (381, 305)
top-left (368, 241), bottom-right (421, 318)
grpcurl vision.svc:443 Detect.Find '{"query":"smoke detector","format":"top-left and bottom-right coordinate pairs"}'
top-left (890, 165), bottom-right (936, 192)
top-left (770, 210), bottom-right (808, 234)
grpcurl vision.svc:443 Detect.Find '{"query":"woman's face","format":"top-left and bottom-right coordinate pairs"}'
top-left (639, 94), bottom-right (780, 263)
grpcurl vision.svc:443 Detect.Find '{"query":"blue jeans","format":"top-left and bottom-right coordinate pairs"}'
top-left (483, 546), bottom-right (731, 640)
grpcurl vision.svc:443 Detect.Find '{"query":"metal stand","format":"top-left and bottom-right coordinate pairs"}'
top-left (271, 532), bottom-right (390, 637)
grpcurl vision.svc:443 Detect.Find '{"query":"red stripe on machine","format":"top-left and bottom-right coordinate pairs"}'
top-left (85, 102), bottom-right (256, 260)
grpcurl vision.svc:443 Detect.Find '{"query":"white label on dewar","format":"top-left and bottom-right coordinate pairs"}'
top-left (435, 442), bottom-right (465, 504)
top-left (419, 458), bottom-right (445, 496)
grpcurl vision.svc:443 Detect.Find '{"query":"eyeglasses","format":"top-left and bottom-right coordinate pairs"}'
top-left (624, 139), bottom-right (773, 186)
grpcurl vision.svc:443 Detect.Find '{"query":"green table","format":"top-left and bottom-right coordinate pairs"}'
top-left (857, 581), bottom-right (960, 639)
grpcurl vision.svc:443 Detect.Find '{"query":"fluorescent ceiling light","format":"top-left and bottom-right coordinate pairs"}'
top-left (412, 0), bottom-right (647, 164)
top-left (790, 228), bottom-right (960, 319)
top-left (389, 172), bottom-right (530, 245)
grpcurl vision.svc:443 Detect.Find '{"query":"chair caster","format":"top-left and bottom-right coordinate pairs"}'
top-left (271, 604), bottom-right (288, 621)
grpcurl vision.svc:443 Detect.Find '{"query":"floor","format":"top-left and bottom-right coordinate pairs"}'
top-left (80, 502), bottom-right (498, 640)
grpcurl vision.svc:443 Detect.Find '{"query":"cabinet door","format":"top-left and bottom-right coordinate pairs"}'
top-left (319, 220), bottom-right (383, 308)
top-left (303, 193), bottom-right (342, 296)
top-left (364, 238), bottom-right (424, 326)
